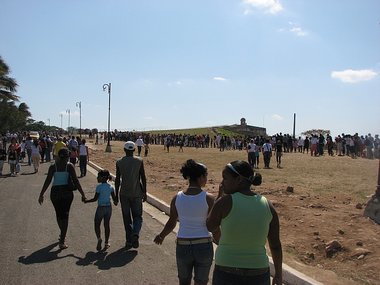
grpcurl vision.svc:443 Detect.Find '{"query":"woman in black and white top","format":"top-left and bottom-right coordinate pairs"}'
top-left (154, 159), bottom-right (218, 285)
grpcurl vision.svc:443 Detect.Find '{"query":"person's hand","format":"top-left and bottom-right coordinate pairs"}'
top-left (153, 234), bottom-right (164, 245)
top-left (142, 192), bottom-right (147, 202)
top-left (38, 195), bottom-right (44, 205)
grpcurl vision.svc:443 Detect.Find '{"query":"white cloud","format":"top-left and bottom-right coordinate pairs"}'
top-left (279, 22), bottom-right (308, 37)
top-left (167, 81), bottom-right (182, 87)
top-left (272, 114), bottom-right (284, 121)
top-left (331, 69), bottom-right (378, 83)
top-left (143, 116), bottom-right (153, 120)
top-left (213, 76), bottom-right (227, 81)
top-left (290, 26), bottom-right (308, 37)
top-left (243, 0), bottom-right (283, 15)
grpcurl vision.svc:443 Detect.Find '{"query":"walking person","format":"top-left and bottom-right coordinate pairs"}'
top-left (115, 141), bottom-right (147, 250)
top-left (262, 139), bottom-right (272, 169)
top-left (135, 136), bottom-right (144, 156)
top-left (7, 144), bottom-right (18, 176)
top-left (85, 169), bottom-right (117, 251)
top-left (247, 139), bottom-right (257, 169)
top-left (78, 139), bottom-right (89, 177)
top-left (0, 142), bottom-right (6, 176)
top-left (38, 148), bottom-right (86, 249)
top-left (25, 135), bottom-right (33, 165)
top-left (275, 137), bottom-right (283, 168)
top-left (31, 139), bottom-right (42, 173)
top-left (207, 160), bottom-right (282, 285)
top-left (154, 159), bottom-right (218, 285)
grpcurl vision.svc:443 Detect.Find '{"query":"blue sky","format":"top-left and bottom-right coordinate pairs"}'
top-left (1, 0), bottom-right (379, 137)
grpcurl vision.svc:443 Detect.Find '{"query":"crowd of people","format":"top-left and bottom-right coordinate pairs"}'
top-left (0, 132), bottom-right (89, 177)
top-left (1, 128), bottom-right (378, 284)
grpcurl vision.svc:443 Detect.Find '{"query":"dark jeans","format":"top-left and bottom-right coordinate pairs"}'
top-left (120, 195), bottom-right (143, 244)
top-left (50, 186), bottom-right (74, 243)
top-left (248, 152), bottom-right (256, 167)
top-left (212, 267), bottom-right (270, 285)
top-left (263, 151), bottom-right (271, 168)
top-left (79, 155), bottom-right (87, 176)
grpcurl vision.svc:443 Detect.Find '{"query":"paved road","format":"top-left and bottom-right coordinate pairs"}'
top-left (0, 161), bottom-right (180, 285)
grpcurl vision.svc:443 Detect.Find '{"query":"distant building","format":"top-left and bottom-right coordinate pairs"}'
top-left (222, 119), bottom-right (266, 137)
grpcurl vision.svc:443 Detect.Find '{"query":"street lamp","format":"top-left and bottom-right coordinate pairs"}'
top-left (76, 101), bottom-right (82, 138)
top-left (47, 118), bottom-right (50, 127)
top-left (66, 109), bottom-right (71, 135)
top-left (102, 83), bottom-right (112, 152)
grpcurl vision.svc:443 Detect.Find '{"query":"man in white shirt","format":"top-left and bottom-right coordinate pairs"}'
top-left (262, 138), bottom-right (272, 168)
top-left (135, 136), bottom-right (144, 156)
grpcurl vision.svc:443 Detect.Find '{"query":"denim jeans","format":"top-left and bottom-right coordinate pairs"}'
top-left (120, 195), bottom-right (143, 243)
top-left (176, 242), bottom-right (213, 284)
top-left (212, 267), bottom-right (270, 285)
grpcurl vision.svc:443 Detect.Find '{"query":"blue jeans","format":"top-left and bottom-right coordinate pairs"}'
top-left (176, 242), bottom-right (213, 284)
top-left (120, 195), bottom-right (143, 244)
top-left (212, 267), bottom-right (270, 285)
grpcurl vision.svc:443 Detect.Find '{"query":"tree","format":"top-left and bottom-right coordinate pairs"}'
top-left (0, 99), bottom-right (32, 133)
top-left (0, 56), bottom-right (19, 102)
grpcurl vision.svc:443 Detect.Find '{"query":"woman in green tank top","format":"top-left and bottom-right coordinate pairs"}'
top-left (207, 160), bottom-right (283, 285)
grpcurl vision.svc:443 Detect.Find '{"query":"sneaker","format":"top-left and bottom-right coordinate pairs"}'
top-left (96, 239), bottom-right (102, 251)
top-left (59, 243), bottom-right (68, 250)
top-left (125, 242), bottom-right (133, 250)
top-left (104, 243), bottom-right (110, 250)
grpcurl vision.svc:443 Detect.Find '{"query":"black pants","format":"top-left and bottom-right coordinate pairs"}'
top-left (263, 152), bottom-right (271, 168)
top-left (50, 186), bottom-right (74, 243)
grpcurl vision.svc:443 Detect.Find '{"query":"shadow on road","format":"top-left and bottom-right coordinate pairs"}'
top-left (18, 242), bottom-right (73, 264)
top-left (75, 247), bottom-right (137, 270)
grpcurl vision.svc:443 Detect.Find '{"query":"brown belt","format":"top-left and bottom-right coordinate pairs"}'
top-left (176, 237), bottom-right (212, 245)
top-left (215, 265), bottom-right (269, 276)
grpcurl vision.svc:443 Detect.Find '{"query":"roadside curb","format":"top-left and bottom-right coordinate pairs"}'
top-left (88, 160), bottom-right (323, 285)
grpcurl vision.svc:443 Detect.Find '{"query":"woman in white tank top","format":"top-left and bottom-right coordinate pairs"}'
top-left (154, 159), bottom-right (219, 285)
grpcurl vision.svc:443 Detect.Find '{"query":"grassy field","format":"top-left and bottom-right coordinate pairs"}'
top-left (89, 140), bottom-right (379, 285)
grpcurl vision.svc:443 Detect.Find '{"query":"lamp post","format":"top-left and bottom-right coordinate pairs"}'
top-left (60, 113), bottom-right (63, 130)
top-left (102, 83), bottom-right (112, 152)
top-left (66, 109), bottom-right (71, 135)
top-left (76, 101), bottom-right (82, 138)
top-left (47, 118), bottom-right (50, 127)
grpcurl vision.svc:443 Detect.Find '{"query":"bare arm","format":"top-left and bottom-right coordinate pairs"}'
top-left (139, 161), bottom-right (147, 201)
top-left (38, 165), bottom-right (54, 204)
top-left (85, 192), bottom-right (99, 203)
top-left (154, 195), bottom-right (178, 245)
top-left (267, 201), bottom-right (282, 285)
top-left (206, 195), bottom-right (232, 244)
top-left (115, 163), bottom-right (120, 203)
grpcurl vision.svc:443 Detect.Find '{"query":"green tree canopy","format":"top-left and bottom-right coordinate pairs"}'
top-left (0, 56), bottom-right (19, 102)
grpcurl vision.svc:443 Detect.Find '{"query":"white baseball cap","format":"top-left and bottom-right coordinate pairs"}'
top-left (124, 141), bottom-right (135, 151)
